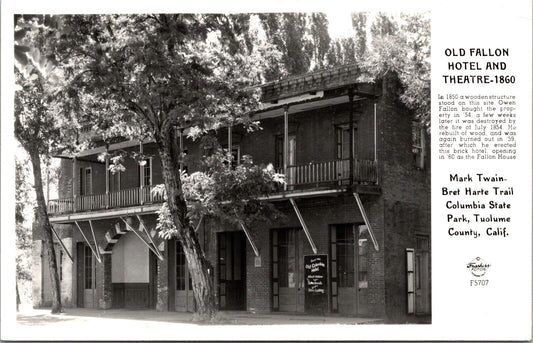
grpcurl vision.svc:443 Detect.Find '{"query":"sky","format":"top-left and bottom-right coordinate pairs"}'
top-left (325, 10), bottom-right (354, 38)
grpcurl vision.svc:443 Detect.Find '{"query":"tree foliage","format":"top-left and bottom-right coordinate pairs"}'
top-left (48, 14), bottom-right (286, 318)
top-left (156, 142), bottom-right (285, 239)
top-left (357, 13), bottom-right (431, 127)
top-left (16, 155), bottom-right (33, 282)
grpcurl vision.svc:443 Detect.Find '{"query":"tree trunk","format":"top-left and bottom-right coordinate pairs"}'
top-left (28, 147), bottom-right (62, 314)
top-left (16, 281), bottom-right (20, 311)
top-left (155, 130), bottom-right (217, 319)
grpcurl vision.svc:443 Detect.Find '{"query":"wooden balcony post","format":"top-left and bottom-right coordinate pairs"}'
top-left (139, 141), bottom-right (144, 205)
top-left (349, 88), bottom-right (354, 188)
top-left (72, 157), bottom-right (78, 212)
top-left (105, 147), bottom-right (109, 209)
top-left (283, 105), bottom-right (289, 191)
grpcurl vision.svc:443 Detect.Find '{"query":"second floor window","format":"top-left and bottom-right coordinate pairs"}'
top-left (138, 158), bottom-right (152, 187)
top-left (274, 135), bottom-right (296, 169)
top-left (335, 125), bottom-right (356, 160)
top-left (79, 167), bottom-right (92, 195)
top-left (109, 171), bottom-right (121, 193)
top-left (412, 122), bottom-right (426, 169)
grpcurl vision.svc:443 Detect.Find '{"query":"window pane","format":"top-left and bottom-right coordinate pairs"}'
top-left (358, 226), bottom-right (370, 289)
top-left (336, 225), bottom-right (355, 287)
top-left (84, 245), bottom-right (92, 289)
top-left (176, 242), bottom-right (186, 290)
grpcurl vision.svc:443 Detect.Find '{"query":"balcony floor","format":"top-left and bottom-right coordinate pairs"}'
top-left (48, 203), bottom-right (162, 224)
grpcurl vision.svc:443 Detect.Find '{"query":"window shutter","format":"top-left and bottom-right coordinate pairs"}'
top-left (271, 230), bottom-right (279, 311)
top-left (330, 225), bottom-right (338, 312)
top-left (406, 248), bottom-right (415, 314)
top-left (412, 122), bottom-right (426, 169)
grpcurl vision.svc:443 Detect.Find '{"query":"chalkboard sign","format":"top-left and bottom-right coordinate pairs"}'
top-left (304, 254), bottom-right (328, 314)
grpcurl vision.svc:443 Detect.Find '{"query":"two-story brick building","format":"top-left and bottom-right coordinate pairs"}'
top-left (32, 64), bottom-right (431, 323)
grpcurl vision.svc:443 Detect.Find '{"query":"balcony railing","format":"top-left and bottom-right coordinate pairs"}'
top-left (48, 159), bottom-right (378, 216)
top-left (47, 184), bottom-right (165, 215)
top-left (277, 158), bottom-right (378, 187)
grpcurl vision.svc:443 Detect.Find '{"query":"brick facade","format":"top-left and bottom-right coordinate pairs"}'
top-left (37, 69), bottom-right (430, 323)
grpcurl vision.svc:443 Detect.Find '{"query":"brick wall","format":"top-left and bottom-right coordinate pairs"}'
top-left (377, 74), bottom-right (431, 322)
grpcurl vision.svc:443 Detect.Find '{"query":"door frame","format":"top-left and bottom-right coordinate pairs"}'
top-left (76, 241), bottom-right (96, 308)
top-left (217, 231), bottom-right (246, 311)
top-left (271, 227), bottom-right (305, 313)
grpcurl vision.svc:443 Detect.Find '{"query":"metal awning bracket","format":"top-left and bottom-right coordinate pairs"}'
top-left (238, 221), bottom-right (260, 257)
top-left (120, 217), bottom-right (163, 261)
top-left (289, 198), bottom-right (318, 254)
top-left (50, 225), bottom-right (74, 262)
top-left (136, 215), bottom-right (164, 261)
top-left (74, 220), bottom-right (102, 263)
top-left (353, 192), bottom-right (379, 251)
top-left (194, 214), bottom-right (204, 233)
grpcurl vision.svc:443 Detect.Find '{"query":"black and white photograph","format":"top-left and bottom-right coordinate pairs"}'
top-left (2, 1), bottom-right (531, 341)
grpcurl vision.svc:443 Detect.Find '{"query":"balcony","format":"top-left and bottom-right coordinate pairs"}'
top-left (47, 184), bottom-right (165, 215)
top-left (280, 159), bottom-right (377, 188)
top-left (48, 159), bottom-right (378, 216)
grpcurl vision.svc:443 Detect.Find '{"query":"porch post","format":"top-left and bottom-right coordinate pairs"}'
top-left (105, 146), bottom-right (109, 208)
top-left (72, 157), bottom-right (77, 212)
top-left (283, 105), bottom-right (289, 191)
top-left (139, 141), bottom-right (144, 204)
top-left (349, 88), bottom-right (354, 188)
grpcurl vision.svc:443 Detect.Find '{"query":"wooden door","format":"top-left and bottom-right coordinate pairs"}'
top-left (415, 236), bottom-right (430, 314)
top-left (330, 224), bottom-right (357, 315)
top-left (149, 250), bottom-right (157, 309)
top-left (76, 242), bottom-right (84, 307)
top-left (272, 228), bottom-right (304, 313)
top-left (77, 242), bottom-right (95, 308)
top-left (335, 126), bottom-right (356, 182)
top-left (218, 231), bottom-right (246, 310)
top-left (175, 241), bottom-right (195, 312)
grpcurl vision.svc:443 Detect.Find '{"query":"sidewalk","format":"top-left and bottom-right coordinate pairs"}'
top-left (16, 307), bottom-right (384, 325)
top-left (8, 307), bottom-right (385, 340)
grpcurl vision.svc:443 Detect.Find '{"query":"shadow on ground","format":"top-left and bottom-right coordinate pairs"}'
top-left (17, 313), bottom-right (76, 326)
top-left (18, 308), bottom-right (386, 326)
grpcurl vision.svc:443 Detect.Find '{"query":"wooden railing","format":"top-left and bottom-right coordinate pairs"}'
top-left (48, 184), bottom-right (165, 215)
top-left (277, 159), bottom-right (378, 187)
top-left (47, 159), bottom-right (378, 215)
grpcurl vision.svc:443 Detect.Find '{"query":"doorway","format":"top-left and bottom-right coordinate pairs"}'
top-left (415, 235), bottom-right (430, 314)
top-left (218, 231), bottom-right (246, 310)
top-left (335, 125), bottom-right (356, 183)
top-left (272, 228), bottom-right (305, 312)
top-left (76, 242), bottom-right (96, 308)
top-left (175, 241), bottom-right (195, 312)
